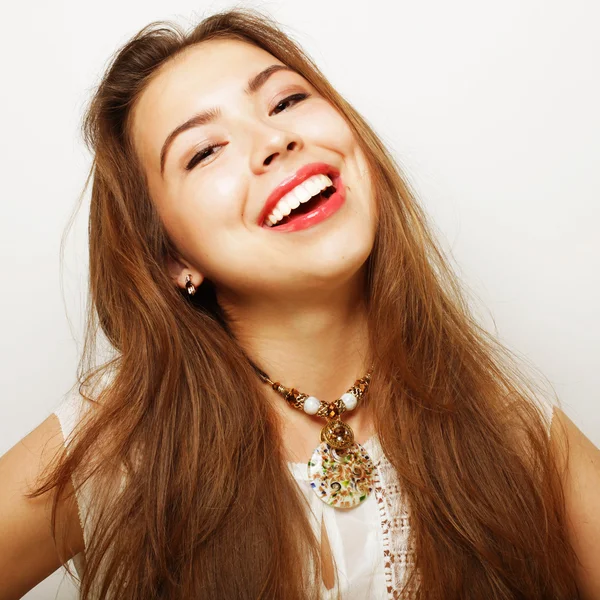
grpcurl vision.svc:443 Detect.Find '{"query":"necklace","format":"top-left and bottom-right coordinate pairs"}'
top-left (253, 365), bottom-right (375, 509)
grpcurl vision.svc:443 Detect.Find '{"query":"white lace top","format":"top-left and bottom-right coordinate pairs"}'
top-left (288, 434), bottom-right (414, 599)
top-left (53, 388), bottom-right (554, 599)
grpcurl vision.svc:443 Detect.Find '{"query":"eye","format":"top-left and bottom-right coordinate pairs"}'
top-left (271, 92), bottom-right (310, 115)
top-left (185, 143), bottom-right (221, 171)
top-left (185, 93), bottom-right (311, 171)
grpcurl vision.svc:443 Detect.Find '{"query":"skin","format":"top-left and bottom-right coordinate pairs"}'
top-left (129, 39), bottom-right (378, 462)
top-left (552, 409), bottom-right (600, 599)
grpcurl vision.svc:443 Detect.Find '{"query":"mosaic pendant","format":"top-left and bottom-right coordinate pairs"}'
top-left (307, 436), bottom-right (375, 509)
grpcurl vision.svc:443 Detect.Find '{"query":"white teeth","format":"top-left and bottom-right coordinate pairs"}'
top-left (294, 184), bottom-right (313, 204)
top-left (287, 194), bottom-right (301, 210)
top-left (278, 198), bottom-right (292, 216)
top-left (304, 177), bottom-right (322, 197)
top-left (263, 173), bottom-right (334, 227)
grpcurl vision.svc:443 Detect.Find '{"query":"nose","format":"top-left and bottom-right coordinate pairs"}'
top-left (248, 121), bottom-right (304, 175)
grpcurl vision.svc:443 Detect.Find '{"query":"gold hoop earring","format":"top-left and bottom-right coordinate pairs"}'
top-left (184, 274), bottom-right (196, 296)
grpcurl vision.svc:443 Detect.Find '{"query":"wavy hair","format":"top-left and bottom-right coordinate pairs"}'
top-left (28, 7), bottom-right (580, 599)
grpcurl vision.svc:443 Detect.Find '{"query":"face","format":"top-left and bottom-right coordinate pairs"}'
top-left (130, 39), bottom-right (376, 304)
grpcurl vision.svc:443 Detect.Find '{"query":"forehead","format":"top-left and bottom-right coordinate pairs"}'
top-left (129, 39), bottom-right (284, 171)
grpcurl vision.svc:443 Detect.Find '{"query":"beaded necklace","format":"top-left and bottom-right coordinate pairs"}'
top-left (253, 365), bottom-right (375, 509)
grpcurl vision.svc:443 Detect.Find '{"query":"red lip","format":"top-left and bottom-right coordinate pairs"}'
top-left (257, 161), bottom-right (340, 226)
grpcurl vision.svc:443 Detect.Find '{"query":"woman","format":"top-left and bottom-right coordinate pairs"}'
top-left (1, 7), bottom-right (598, 599)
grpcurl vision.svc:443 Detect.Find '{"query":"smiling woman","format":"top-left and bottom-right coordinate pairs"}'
top-left (1, 6), bottom-right (599, 600)
top-left (127, 36), bottom-right (375, 300)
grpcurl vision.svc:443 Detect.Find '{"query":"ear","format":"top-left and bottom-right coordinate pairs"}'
top-left (165, 253), bottom-right (204, 292)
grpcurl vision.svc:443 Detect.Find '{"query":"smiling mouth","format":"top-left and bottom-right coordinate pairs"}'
top-left (263, 173), bottom-right (340, 229)
top-left (268, 184), bottom-right (337, 228)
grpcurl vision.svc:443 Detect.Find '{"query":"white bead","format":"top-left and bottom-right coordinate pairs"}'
top-left (303, 396), bottom-right (321, 415)
top-left (341, 392), bottom-right (357, 411)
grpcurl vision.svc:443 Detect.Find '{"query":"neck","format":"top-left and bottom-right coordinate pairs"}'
top-left (218, 279), bottom-right (371, 404)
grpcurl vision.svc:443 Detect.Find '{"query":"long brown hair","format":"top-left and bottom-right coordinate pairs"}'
top-left (29, 7), bottom-right (580, 599)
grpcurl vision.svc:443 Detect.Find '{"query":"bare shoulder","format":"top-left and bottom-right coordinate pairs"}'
top-left (551, 407), bottom-right (600, 600)
top-left (0, 413), bottom-right (85, 600)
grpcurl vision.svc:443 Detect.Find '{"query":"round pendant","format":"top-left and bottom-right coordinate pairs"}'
top-left (307, 441), bottom-right (375, 509)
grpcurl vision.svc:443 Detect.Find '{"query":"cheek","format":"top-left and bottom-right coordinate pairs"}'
top-left (300, 104), bottom-right (355, 149)
top-left (314, 113), bottom-right (373, 204)
top-left (157, 179), bottom-right (241, 263)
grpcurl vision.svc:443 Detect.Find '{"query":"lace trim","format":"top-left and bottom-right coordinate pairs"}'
top-left (372, 448), bottom-right (419, 598)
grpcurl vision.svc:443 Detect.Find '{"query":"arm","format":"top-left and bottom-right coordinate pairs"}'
top-left (553, 408), bottom-right (600, 600)
top-left (0, 414), bottom-right (85, 600)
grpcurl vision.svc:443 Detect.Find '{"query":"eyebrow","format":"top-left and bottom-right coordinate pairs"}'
top-left (158, 64), bottom-right (295, 176)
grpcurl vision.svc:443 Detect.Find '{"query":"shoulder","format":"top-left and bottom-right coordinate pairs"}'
top-left (0, 412), bottom-right (85, 597)
top-left (551, 407), bottom-right (600, 599)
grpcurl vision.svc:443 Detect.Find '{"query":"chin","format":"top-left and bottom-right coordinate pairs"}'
top-left (299, 236), bottom-right (373, 289)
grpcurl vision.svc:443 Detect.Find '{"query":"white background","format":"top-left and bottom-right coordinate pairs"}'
top-left (1, 0), bottom-right (598, 597)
